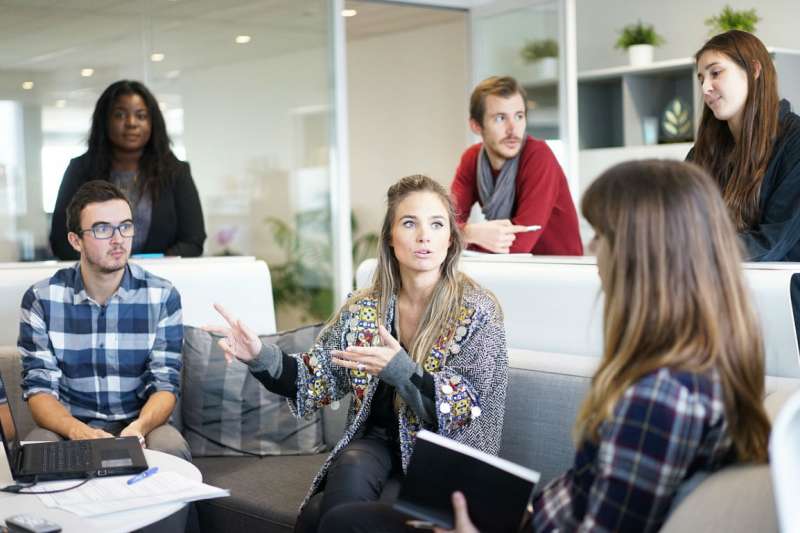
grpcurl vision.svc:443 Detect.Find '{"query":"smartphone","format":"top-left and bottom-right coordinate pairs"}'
top-left (5, 515), bottom-right (61, 533)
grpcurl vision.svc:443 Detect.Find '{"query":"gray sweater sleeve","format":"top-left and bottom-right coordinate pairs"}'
top-left (379, 348), bottom-right (436, 425)
top-left (246, 343), bottom-right (299, 398)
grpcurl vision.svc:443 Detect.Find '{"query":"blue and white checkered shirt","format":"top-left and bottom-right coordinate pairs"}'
top-left (18, 263), bottom-right (183, 423)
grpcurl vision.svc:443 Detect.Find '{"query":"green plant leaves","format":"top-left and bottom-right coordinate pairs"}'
top-left (520, 39), bottom-right (558, 63)
top-left (264, 210), bottom-right (379, 322)
top-left (705, 5), bottom-right (760, 35)
top-left (615, 20), bottom-right (665, 49)
top-left (662, 99), bottom-right (692, 140)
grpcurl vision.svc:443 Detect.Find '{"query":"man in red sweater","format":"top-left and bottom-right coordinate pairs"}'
top-left (451, 76), bottom-right (582, 255)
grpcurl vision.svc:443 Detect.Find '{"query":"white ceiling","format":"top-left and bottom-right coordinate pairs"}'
top-left (0, 0), bottom-right (465, 105)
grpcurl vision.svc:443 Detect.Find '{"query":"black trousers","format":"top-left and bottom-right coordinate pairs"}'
top-left (295, 428), bottom-right (409, 533)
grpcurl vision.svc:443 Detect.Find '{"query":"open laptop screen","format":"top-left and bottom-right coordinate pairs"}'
top-left (0, 372), bottom-right (21, 466)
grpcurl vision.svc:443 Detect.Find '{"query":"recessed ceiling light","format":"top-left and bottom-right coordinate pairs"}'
top-left (159, 101), bottom-right (168, 111)
top-left (21, 81), bottom-right (34, 90)
top-left (81, 68), bottom-right (94, 77)
top-left (342, 9), bottom-right (357, 17)
top-left (151, 52), bottom-right (165, 62)
top-left (55, 99), bottom-right (67, 108)
top-left (235, 35), bottom-right (251, 44)
top-left (166, 70), bottom-right (181, 79)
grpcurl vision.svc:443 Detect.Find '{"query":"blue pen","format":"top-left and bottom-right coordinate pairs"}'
top-left (128, 466), bottom-right (159, 485)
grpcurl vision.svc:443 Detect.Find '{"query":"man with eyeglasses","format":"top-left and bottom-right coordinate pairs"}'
top-left (17, 181), bottom-right (189, 459)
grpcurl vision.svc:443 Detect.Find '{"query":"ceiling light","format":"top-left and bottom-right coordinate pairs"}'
top-left (166, 70), bottom-right (181, 79)
top-left (235, 35), bottom-right (251, 44)
top-left (159, 101), bottom-right (168, 111)
top-left (55, 99), bottom-right (66, 108)
top-left (151, 52), bottom-right (165, 62)
top-left (21, 81), bottom-right (34, 90)
top-left (81, 68), bottom-right (94, 77)
top-left (341, 9), bottom-right (357, 17)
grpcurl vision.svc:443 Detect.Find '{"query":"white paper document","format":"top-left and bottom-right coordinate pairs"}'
top-left (32, 471), bottom-right (229, 517)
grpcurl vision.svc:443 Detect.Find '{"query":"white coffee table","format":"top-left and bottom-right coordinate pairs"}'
top-left (0, 449), bottom-right (201, 532)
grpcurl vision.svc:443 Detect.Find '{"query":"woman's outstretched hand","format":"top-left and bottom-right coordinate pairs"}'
top-left (434, 491), bottom-right (479, 533)
top-left (203, 303), bottom-right (262, 363)
top-left (331, 324), bottom-right (401, 375)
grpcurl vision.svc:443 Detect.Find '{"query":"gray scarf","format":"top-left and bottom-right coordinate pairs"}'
top-left (476, 136), bottom-right (526, 220)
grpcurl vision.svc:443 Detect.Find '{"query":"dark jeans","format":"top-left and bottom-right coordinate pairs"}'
top-left (295, 428), bottom-right (405, 533)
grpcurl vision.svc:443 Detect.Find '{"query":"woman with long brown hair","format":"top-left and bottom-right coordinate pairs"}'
top-left (208, 174), bottom-right (508, 532)
top-left (436, 160), bottom-right (771, 533)
top-left (689, 31), bottom-right (800, 340)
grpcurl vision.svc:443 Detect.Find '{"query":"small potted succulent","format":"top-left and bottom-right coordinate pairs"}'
top-left (520, 38), bottom-right (559, 80)
top-left (615, 20), bottom-right (665, 66)
top-left (705, 5), bottom-right (760, 35)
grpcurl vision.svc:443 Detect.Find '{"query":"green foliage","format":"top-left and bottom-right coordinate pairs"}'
top-left (705, 5), bottom-right (760, 35)
top-left (265, 209), bottom-right (379, 322)
top-left (520, 39), bottom-right (558, 63)
top-left (615, 20), bottom-right (665, 49)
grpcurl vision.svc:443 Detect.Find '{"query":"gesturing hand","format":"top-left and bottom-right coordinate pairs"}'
top-left (203, 303), bottom-right (262, 363)
top-left (464, 219), bottom-right (529, 253)
top-left (331, 324), bottom-right (401, 375)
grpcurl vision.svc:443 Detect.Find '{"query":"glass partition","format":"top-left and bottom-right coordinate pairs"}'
top-left (0, 1), bottom-right (340, 328)
top-left (471, 0), bottom-right (562, 142)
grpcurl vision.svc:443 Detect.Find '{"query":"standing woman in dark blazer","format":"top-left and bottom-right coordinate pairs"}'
top-left (688, 30), bottom-right (800, 338)
top-left (50, 80), bottom-right (206, 259)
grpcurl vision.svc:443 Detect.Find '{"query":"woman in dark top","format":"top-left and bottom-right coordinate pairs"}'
top-left (207, 175), bottom-right (508, 532)
top-left (437, 160), bottom-right (771, 533)
top-left (689, 31), bottom-right (800, 335)
top-left (50, 80), bottom-right (205, 259)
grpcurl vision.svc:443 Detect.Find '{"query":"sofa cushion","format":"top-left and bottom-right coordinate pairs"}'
top-left (660, 464), bottom-right (778, 533)
top-left (500, 350), bottom-right (594, 487)
top-left (194, 453), bottom-right (328, 533)
top-left (182, 324), bottom-right (325, 457)
top-left (0, 346), bottom-right (33, 438)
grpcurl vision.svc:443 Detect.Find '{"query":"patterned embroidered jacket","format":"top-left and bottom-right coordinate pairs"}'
top-left (288, 285), bottom-right (508, 508)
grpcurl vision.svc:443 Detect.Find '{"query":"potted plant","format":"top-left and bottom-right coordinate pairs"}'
top-left (520, 38), bottom-right (558, 80)
top-left (705, 5), bottom-right (760, 35)
top-left (615, 20), bottom-right (664, 66)
top-left (265, 209), bottom-right (378, 327)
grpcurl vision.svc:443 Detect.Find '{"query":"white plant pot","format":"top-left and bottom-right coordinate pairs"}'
top-left (628, 44), bottom-right (654, 66)
top-left (533, 57), bottom-right (558, 80)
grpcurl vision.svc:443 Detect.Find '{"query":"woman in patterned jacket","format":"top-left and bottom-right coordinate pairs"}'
top-left (209, 174), bottom-right (509, 532)
top-left (438, 160), bottom-right (771, 533)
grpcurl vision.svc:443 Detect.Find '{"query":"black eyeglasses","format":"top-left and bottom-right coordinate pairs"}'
top-left (80, 222), bottom-right (135, 240)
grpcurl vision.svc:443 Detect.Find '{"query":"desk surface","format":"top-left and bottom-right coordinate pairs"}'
top-left (0, 449), bottom-right (200, 532)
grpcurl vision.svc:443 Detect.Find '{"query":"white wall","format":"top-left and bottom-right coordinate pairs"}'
top-left (179, 47), bottom-right (331, 263)
top-left (576, 0), bottom-right (800, 71)
top-left (347, 20), bottom-right (470, 237)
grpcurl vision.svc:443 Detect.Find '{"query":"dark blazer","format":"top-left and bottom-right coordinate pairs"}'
top-left (687, 99), bottom-right (800, 261)
top-left (49, 153), bottom-right (206, 260)
top-left (688, 99), bottom-right (800, 342)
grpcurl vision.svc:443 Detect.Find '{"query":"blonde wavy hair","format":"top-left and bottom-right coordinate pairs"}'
top-left (335, 174), bottom-right (485, 365)
top-left (577, 159), bottom-right (770, 462)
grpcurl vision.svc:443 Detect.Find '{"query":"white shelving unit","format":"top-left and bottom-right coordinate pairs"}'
top-left (576, 48), bottom-right (800, 189)
top-left (573, 48), bottom-right (800, 244)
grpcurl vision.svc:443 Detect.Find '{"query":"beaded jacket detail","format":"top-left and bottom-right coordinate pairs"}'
top-left (287, 286), bottom-right (509, 509)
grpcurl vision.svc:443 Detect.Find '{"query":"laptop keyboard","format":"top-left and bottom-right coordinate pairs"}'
top-left (40, 441), bottom-right (93, 472)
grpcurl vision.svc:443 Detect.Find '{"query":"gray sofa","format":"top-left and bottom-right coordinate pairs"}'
top-left (0, 346), bottom-right (786, 533)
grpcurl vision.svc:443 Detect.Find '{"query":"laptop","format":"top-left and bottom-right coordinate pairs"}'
top-left (0, 371), bottom-right (148, 483)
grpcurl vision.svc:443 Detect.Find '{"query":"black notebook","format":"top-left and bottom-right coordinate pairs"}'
top-left (394, 430), bottom-right (540, 532)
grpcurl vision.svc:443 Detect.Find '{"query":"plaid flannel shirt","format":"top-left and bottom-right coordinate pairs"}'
top-left (18, 263), bottom-right (183, 423)
top-left (533, 368), bottom-right (734, 532)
